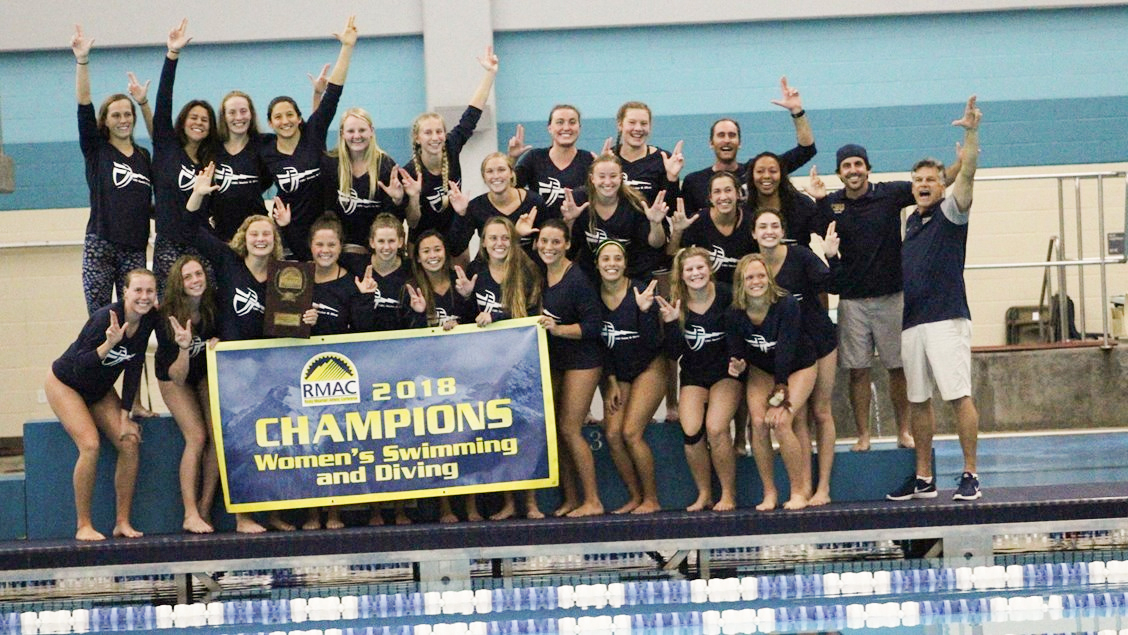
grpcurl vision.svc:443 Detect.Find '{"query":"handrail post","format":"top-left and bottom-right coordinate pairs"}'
top-left (1056, 179), bottom-right (1069, 342)
top-left (1096, 175), bottom-right (1111, 349)
top-left (1073, 178), bottom-right (1087, 337)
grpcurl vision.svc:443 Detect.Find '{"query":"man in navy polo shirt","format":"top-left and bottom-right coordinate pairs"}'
top-left (887, 95), bottom-right (983, 501)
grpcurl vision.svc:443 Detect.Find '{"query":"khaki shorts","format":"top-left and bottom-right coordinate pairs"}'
top-left (837, 293), bottom-right (904, 370)
top-left (901, 318), bottom-right (973, 402)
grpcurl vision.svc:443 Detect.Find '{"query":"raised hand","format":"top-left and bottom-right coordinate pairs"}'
top-left (952, 95), bottom-right (981, 131)
top-left (167, 18), bottom-right (191, 53)
top-left (769, 76), bottom-right (803, 114)
top-left (71, 24), bottom-right (93, 61)
top-left (192, 163), bottom-right (220, 197)
top-left (169, 316), bottom-right (193, 350)
top-left (354, 265), bottom-right (377, 293)
top-left (126, 72), bottom-right (150, 104)
top-left (308, 63), bottom-right (330, 95)
top-left (271, 197), bottom-right (291, 227)
top-left (803, 165), bottom-right (826, 200)
top-left (655, 296), bottom-right (681, 324)
top-left (600, 137), bottom-right (614, 156)
top-left (661, 140), bottom-right (685, 180)
top-left (405, 284), bottom-right (426, 314)
top-left (377, 168), bottom-right (405, 204)
top-left (668, 197), bottom-right (698, 233)
top-left (728, 357), bottom-right (747, 378)
top-left (454, 265), bottom-right (477, 298)
top-left (515, 207), bottom-right (539, 237)
top-left (644, 190), bottom-right (668, 224)
top-left (398, 167), bottom-right (421, 199)
top-left (507, 124), bottom-right (532, 159)
top-left (334, 15), bottom-right (358, 47)
top-left (634, 279), bottom-right (658, 312)
top-left (105, 310), bottom-right (125, 347)
top-left (477, 45), bottom-right (498, 73)
top-left (448, 180), bottom-right (469, 216)
top-left (823, 220), bottom-right (840, 259)
top-left (560, 188), bottom-right (589, 223)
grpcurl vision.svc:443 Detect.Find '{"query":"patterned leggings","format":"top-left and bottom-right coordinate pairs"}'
top-left (82, 234), bottom-right (147, 316)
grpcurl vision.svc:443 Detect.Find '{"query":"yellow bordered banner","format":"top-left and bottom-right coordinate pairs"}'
top-left (206, 318), bottom-right (557, 513)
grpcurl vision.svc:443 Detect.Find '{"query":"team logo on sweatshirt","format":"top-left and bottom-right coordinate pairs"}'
top-left (276, 166), bottom-right (320, 193)
top-left (214, 163), bottom-right (262, 193)
top-left (538, 177), bottom-right (566, 207)
top-left (744, 334), bottom-right (776, 353)
top-left (102, 346), bottom-right (135, 367)
top-left (112, 162), bottom-right (151, 189)
top-left (601, 321), bottom-right (639, 348)
top-left (300, 352), bottom-right (360, 407)
top-left (683, 325), bottom-right (724, 352)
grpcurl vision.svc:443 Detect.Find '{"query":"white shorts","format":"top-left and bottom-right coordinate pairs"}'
top-left (901, 318), bottom-right (973, 403)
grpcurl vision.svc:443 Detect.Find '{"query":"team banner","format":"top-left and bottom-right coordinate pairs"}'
top-left (207, 318), bottom-right (558, 513)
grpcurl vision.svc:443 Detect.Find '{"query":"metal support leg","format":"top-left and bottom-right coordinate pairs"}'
top-left (417, 559), bottom-right (472, 592)
top-left (697, 549), bottom-right (711, 580)
top-left (942, 531), bottom-right (994, 568)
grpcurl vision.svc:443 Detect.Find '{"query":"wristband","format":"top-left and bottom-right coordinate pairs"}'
top-left (76, 59), bottom-right (89, 65)
top-left (791, 109), bottom-right (806, 119)
top-left (136, 99), bottom-right (148, 106)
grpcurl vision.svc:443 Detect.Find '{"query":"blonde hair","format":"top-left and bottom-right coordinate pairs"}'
top-left (330, 107), bottom-right (388, 198)
top-left (668, 247), bottom-right (714, 328)
top-left (229, 215), bottom-right (283, 260)
top-left (731, 253), bottom-right (787, 310)
top-left (480, 151), bottom-right (516, 188)
top-left (410, 112), bottom-right (450, 211)
top-left (479, 216), bottom-right (542, 319)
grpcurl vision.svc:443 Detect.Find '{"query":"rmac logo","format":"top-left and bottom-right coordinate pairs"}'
top-left (300, 352), bottom-right (361, 407)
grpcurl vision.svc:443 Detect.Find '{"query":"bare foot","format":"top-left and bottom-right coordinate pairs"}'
top-left (630, 500), bottom-right (662, 514)
top-left (553, 502), bottom-right (578, 517)
top-left (325, 514), bottom-right (345, 529)
top-left (76, 526), bottom-right (106, 541)
top-left (268, 513), bottom-right (296, 532)
top-left (809, 490), bottom-right (831, 506)
top-left (113, 522), bottom-right (144, 538)
top-left (686, 495), bottom-right (713, 512)
top-left (236, 515), bottom-right (267, 534)
top-left (898, 433), bottom-right (915, 449)
top-left (525, 507), bottom-right (545, 520)
top-left (302, 518), bottom-right (322, 531)
top-left (851, 437), bottom-right (871, 452)
top-left (394, 512), bottom-right (412, 526)
top-left (565, 502), bottom-right (604, 518)
top-left (612, 499), bottom-right (641, 514)
top-left (367, 513), bottom-right (385, 527)
top-left (439, 511), bottom-right (459, 524)
top-left (755, 493), bottom-right (778, 511)
top-left (466, 510), bottom-right (483, 522)
top-left (490, 503), bottom-right (516, 521)
top-left (782, 494), bottom-right (809, 510)
top-left (183, 516), bottom-right (215, 534)
top-left (712, 497), bottom-right (737, 512)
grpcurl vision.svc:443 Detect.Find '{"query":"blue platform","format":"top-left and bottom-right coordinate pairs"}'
top-left (20, 418), bottom-right (915, 540)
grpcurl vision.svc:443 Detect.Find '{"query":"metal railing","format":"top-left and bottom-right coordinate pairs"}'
top-left (966, 171), bottom-right (1127, 349)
